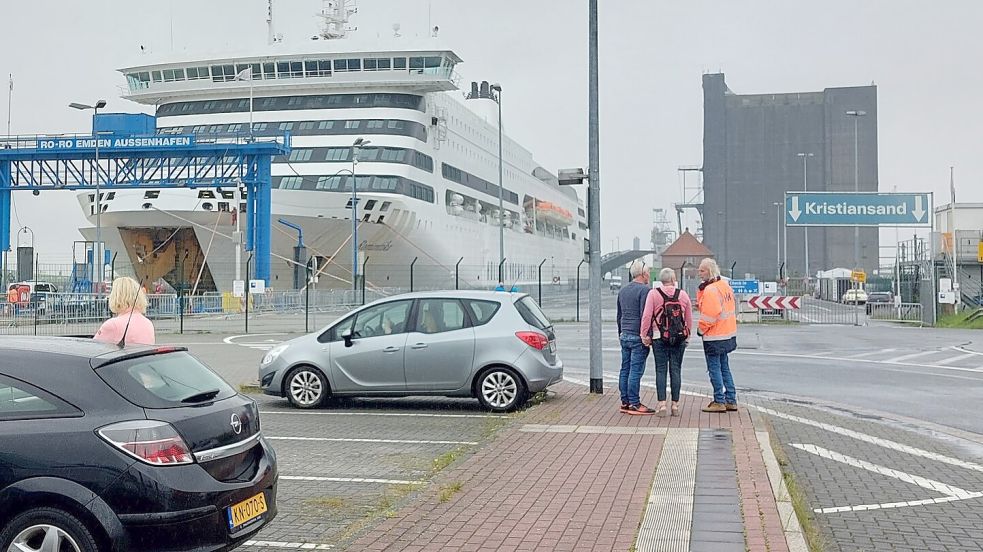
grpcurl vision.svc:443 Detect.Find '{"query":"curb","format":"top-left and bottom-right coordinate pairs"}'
top-left (756, 430), bottom-right (809, 552)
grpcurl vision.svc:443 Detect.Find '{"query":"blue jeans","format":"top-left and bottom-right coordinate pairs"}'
top-left (704, 349), bottom-right (736, 404)
top-left (652, 340), bottom-right (686, 402)
top-left (619, 333), bottom-right (650, 406)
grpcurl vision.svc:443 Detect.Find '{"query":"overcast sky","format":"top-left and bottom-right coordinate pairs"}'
top-left (3, 0), bottom-right (981, 263)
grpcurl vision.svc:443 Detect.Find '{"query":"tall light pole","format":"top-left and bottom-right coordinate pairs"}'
top-left (587, 0), bottom-right (603, 394)
top-left (70, 99), bottom-right (107, 292)
top-left (796, 152), bottom-right (814, 278)
top-left (846, 110), bottom-right (866, 272)
top-left (773, 202), bottom-right (781, 279)
top-left (351, 137), bottom-right (370, 291)
top-left (490, 83), bottom-right (505, 282)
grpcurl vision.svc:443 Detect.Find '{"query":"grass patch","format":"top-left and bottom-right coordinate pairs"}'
top-left (430, 446), bottom-right (468, 475)
top-left (437, 481), bottom-right (463, 503)
top-left (302, 496), bottom-right (349, 510)
top-left (334, 483), bottom-right (419, 541)
top-left (238, 383), bottom-right (262, 394)
top-left (769, 432), bottom-right (827, 551)
top-left (936, 309), bottom-right (983, 329)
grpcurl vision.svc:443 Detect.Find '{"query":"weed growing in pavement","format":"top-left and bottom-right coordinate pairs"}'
top-left (431, 446), bottom-right (468, 475)
top-left (302, 496), bottom-right (349, 511)
top-left (437, 481), bottom-right (463, 503)
top-left (237, 383), bottom-right (262, 394)
top-left (769, 431), bottom-right (827, 551)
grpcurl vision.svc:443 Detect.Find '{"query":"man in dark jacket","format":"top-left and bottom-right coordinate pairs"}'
top-left (616, 260), bottom-right (654, 414)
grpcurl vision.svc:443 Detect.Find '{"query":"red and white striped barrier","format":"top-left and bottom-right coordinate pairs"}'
top-left (747, 296), bottom-right (801, 310)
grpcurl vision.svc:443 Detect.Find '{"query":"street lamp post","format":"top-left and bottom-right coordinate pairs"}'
top-left (846, 111), bottom-right (866, 272)
top-left (796, 152), bottom-right (814, 278)
top-left (490, 83), bottom-right (505, 282)
top-left (351, 138), bottom-right (370, 291)
top-left (70, 100), bottom-right (107, 292)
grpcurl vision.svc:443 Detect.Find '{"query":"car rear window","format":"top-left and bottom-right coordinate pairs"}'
top-left (96, 351), bottom-right (237, 409)
top-left (514, 296), bottom-right (552, 330)
top-left (464, 300), bottom-right (500, 326)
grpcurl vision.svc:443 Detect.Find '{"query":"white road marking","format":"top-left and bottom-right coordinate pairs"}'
top-left (268, 436), bottom-right (477, 445)
top-left (934, 352), bottom-right (978, 365)
top-left (882, 350), bottom-right (941, 363)
top-left (280, 475), bottom-right (422, 485)
top-left (789, 443), bottom-right (983, 514)
top-left (848, 348), bottom-right (896, 358)
top-left (732, 350), bottom-right (983, 375)
top-left (954, 346), bottom-right (983, 356)
top-left (757, 406), bottom-right (983, 474)
top-left (242, 541), bottom-right (333, 550)
top-left (259, 410), bottom-right (508, 419)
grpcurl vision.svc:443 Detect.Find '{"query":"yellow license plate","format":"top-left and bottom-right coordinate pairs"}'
top-left (227, 492), bottom-right (268, 531)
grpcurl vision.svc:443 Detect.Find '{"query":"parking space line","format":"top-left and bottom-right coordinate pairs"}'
top-left (848, 348), bottom-right (896, 358)
top-left (259, 411), bottom-right (508, 419)
top-left (758, 406), bottom-right (983, 474)
top-left (882, 350), bottom-right (941, 363)
top-left (934, 352), bottom-right (977, 365)
top-left (242, 541), bottom-right (333, 550)
top-left (268, 436), bottom-right (478, 445)
top-left (789, 443), bottom-right (983, 514)
top-left (280, 475), bottom-right (423, 485)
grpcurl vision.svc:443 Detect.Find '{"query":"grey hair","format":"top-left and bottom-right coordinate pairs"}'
top-left (658, 267), bottom-right (677, 284)
top-left (699, 258), bottom-right (721, 279)
top-left (628, 260), bottom-right (648, 279)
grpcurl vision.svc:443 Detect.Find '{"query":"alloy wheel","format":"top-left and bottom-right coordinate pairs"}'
top-left (9, 524), bottom-right (82, 552)
top-left (289, 370), bottom-right (323, 407)
top-left (481, 371), bottom-right (518, 409)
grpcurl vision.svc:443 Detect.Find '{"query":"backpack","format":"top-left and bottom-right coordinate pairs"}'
top-left (655, 288), bottom-right (689, 346)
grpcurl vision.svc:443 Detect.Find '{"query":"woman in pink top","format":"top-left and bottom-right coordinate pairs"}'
top-left (94, 277), bottom-right (156, 346)
top-left (640, 268), bottom-right (693, 416)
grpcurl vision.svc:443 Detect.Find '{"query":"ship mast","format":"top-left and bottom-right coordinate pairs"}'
top-left (316, 0), bottom-right (357, 40)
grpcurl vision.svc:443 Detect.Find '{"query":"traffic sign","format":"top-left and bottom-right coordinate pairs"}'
top-left (785, 192), bottom-right (931, 227)
top-left (851, 270), bottom-right (866, 283)
top-left (730, 279), bottom-right (759, 294)
top-left (748, 296), bottom-right (801, 310)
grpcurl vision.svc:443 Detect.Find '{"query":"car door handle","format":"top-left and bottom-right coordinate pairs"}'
top-left (383, 346), bottom-right (401, 353)
top-left (411, 343), bottom-right (429, 349)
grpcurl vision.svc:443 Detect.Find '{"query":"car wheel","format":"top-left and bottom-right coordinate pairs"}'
top-left (285, 366), bottom-right (330, 409)
top-left (476, 367), bottom-right (528, 412)
top-left (0, 507), bottom-right (99, 552)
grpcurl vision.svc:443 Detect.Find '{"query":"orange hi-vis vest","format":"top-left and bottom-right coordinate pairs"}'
top-left (697, 278), bottom-right (737, 341)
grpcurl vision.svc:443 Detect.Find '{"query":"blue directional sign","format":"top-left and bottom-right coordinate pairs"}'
top-left (729, 279), bottom-right (760, 294)
top-left (785, 192), bottom-right (932, 227)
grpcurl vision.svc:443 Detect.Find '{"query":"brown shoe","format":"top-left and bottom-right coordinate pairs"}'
top-left (725, 403), bottom-right (738, 412)
top-left (702, 402), bottom-right (727, 413)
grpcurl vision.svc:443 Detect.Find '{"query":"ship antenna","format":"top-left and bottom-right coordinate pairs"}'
top-left (267, 0), bottom-right (275, 45)
top-left (316, 0), bottom-right (357, 40)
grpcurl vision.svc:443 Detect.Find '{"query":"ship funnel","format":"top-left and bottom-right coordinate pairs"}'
top-left (480, 81), bottom-right (490, 98)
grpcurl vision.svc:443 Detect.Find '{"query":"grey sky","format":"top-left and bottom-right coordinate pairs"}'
top-left (3, 0), bottom-right (981, 263)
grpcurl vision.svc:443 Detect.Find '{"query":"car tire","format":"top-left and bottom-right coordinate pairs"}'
top-left (284, 365), bottom-right (330, 409)
top-left (0, 507), bottom-right (100, 552)
top-left (475, 367), bottom-right (528, 412)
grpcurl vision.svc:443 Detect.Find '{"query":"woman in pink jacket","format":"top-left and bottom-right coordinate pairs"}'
top-left (94, 277), bottom-right (156, 346)
top-left (640, 268), bottom-right (693, 416)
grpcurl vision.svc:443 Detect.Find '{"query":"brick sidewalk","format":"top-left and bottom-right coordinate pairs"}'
top-left (350, 383), bottom-right (791, 551)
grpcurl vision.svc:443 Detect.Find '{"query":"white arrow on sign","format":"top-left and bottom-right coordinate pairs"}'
top-left (912, 195), bottom-right (926, 222)
top-left (789, 196), bottom-right (802, 222)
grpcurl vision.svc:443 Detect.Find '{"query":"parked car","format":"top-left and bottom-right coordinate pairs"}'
top-left (259, 291), bottom-right (563, 412)
top-left (865, 291), bottom-right (894, 313)
top-left (841, 289), bottom-right (869, 304)
top-left (609, 276), bottom-right (623, 292)
top-left (0, 338), bottom-right (278, 552)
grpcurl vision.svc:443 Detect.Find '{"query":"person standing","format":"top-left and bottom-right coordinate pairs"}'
top-left (641, 268), bottom-right (692, 417)
top-left (617, 260), bottom-right (654, 415)
top-left (94, 276), bottom-right (156, 346)
top-left (696, 259), bottom-right (737, 413)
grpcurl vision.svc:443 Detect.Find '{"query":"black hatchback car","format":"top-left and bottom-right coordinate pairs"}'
top-left (0, 337), bottom-right (277, 552)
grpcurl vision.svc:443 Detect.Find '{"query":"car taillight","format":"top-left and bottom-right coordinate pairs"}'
top-left (515, 331), bottom-right (549, 350)
top-left (97, 420), bottom-right (193, 466)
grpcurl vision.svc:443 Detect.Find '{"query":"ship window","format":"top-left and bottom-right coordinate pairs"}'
top-left (144, 190), bottom-right (160, 199)
top-left (106, 192), bottom-right (115, 200)
top-left (192, 125), bottom-right (206, 134)
top-left (197, 190), bottom-right (215, 199)
top-left (299, 121), bottom-right (315, 130)
top-left (333, 59), bottom-right (348, 72)
top-left (344, 121), bottom-right (360, 129)
top-left (364, 59), bottom-right (377, 71)
top-left (290, 61), bottom-right (303, 76)
top-left (325, 148), bottom-right (348, 161)
top-left (305, 61), bottom-right (318, 76)
top-left (280, 177), bottom-right (304, 190)
top-left (377, 215), bottom-right (385, 223)
top-left (357, 148), bottom-right (378, 161)
top-left (365, 200), bottom-right (377, 210)
top-left (287, 97), bottom-right (303, 106)
top-left (380, 201), bottom-right (391, 212)
top-left (253, 122), bottom-right (268, 131)
top-left (409, 57), bottom-right (424, 72)
top-left (276, 61), bottom-right (289, 76)
top-left (367, 120), bottom-right (384, 129)
top-left (425, 56), bottom-right (442, 68)
top-left (209, 65), bottom-right (224, 82)
top-left (346, 58), bottom-right (361, 71)
top-left (152, 71), bottom-right (163, 83)
top-left (262, 62), bottom-right (275, 79)
top-left (362, 214), bottom-right (371, 222)
top-left (186, 67), bottom-right (204, 80)
top-left (393, 57), bottom-right (407, 69)
top-left (318, 60), bottom-right (332, 76)
top-left (137, 72), bottom-right (151, 83)
top-left (88, 194), bottom-right (94, 203)
top-left (278, 122), bottom-right (294, 131)
top-left (316, 176), bottom-right (344, 190)
top-left (289, 149), bottom-right (313, 162)
top-left (318, 121), bottom-right (335, 130)
top-left (377, 58), bottom-right (391, 70)
top-left (220, 191), bottom-right (235, 199)
top-left (162, 69), bottom-right (184, 82)
top-left (228, 123), bottom-right (243, 133)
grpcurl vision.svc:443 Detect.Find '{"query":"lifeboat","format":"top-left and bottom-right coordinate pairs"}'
top-left (535, 202), bottom-right (574, 226)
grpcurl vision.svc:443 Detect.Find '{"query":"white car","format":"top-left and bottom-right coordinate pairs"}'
top-left (841, 289), bottom-right (868, 304)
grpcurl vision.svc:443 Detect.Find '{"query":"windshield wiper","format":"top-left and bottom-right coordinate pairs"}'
top-left (180, 389), bottom-right (220, 403)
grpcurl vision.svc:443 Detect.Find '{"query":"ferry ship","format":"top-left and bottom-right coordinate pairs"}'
top-left (79, 1), bottom-right (586, 292)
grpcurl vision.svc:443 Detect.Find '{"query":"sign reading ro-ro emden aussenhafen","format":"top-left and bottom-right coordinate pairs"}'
top-left (34, 135), bottom-right (196, 150)
top-left (785, 192), bottom-right (932, 227)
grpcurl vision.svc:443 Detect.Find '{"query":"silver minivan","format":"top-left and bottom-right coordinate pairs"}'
top-left (258, 291), bottom-right (563, 412)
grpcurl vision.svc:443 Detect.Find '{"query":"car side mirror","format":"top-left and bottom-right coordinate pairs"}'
top-left (341, 328), bottom-right (354, 347)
